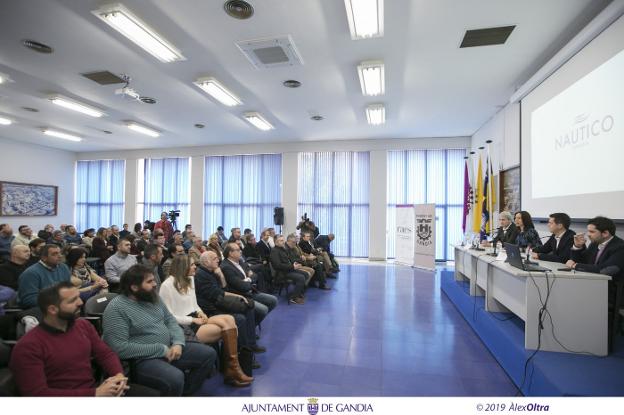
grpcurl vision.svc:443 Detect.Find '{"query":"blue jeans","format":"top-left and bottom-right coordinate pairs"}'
top-left (133, 342), bottom-right (216, 396)
top-left (252, 292), bottom-right (277, 324)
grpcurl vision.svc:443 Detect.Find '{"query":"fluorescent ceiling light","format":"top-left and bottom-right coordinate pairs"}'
top-left (49, 95), bottom-right (105, 118)
top-left (243, 112), bottom-right (274, 131)
top-left (127, 122), bottom-right (160, 137)
top-left (366, 104), bottom-right (385, 125)
top-left (194, 77), bottom-right (242, 106)
top-left (0, 116), bottom-right (12, 125)
top-left (92, 4), bottom-right (185, 63)
top-left (0, 74), bottom-right (6, 84)
top-left (344, 0), bottom-right (384, 39)
top-left (43, 129), bottom-right (82, 142)
top-left (357, 61), bottom-right (385, 96)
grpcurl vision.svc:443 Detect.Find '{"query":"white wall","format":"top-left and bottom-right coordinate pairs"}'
top-left (471, 102), bottom-right (520, 171)
top-left (0, 137), bottom-right (76, 232)
top-left (79, 136), bottom-right (471, 258)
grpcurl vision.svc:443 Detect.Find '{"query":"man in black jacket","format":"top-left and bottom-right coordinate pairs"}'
top-left (315, 233), bottom-right (339, 271)
top-left (221, 243), bottom-right (277, 325)
top-left (531, 213), bottom-right (575, 263)
top-left (489, 211), bottom-right (519, 247)
top-left (299, 232), bottom-right (333, 274)
top-left (256, 230), bottom-right (272, 264)
top-left (566, 216), bottom-right (624, 280)
top-left (270, 235), bottom-right (306, 305)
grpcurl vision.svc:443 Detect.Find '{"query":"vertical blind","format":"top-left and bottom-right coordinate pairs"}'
top-left (75, 160), bottom-right (125, 231)
top-left (204, 154), bottom-right (282, 238)
top-left (139, 158), bottom-right (190, 229)
top-left (298, 151), bottom-right (370, 257)
top-left (387, 149), bottom-right (465, 260)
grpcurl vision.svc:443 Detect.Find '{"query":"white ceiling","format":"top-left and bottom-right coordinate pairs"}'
top-left (0, 0), bottom-right (611, 152)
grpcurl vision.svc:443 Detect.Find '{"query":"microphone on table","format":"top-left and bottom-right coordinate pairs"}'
top-left (487, 229), bottom-right (500, 256)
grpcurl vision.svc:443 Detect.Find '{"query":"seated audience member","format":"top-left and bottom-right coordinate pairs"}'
top-left (119, 224), bottom-right (131, 239)
top-left (66, 248), bottom-right (108, 300)
top-left (216, 226), bottom-right (227, 245)
top-left (531, 213), bottom-right (575, 263)
top-left (0, 224), bottom-right (15, 262)
top-left (11, 225), bottom-right (34, 248)
top-left (299, 232), bottom-right (333, 275)
top-left (136, 229), bottom-right (151, 256)
top-left (143, 220), bottom-right (154, 233)
top-left (27, 238), bottom-right (46, 266)
top-left (132, 223), bottom-right (143, 239)
top-left (0, 245), bottom-right (30, 290)
top-left (163, 244), bottom-right (186, 278)
top-left (315, 233), bottom-right (339, 271)
top-left (566, 216), bottom-right (624, 280)
top-left (267, 228), bottom-right (276, 248)
top-left (189, 237), bottom-right (206, 263)
top-left (141, 244), bottom-right (164, 289)
top-left (103, 265), bottom-right (217, 396)
top-left (271, 235), bottom-right (307, 304)
top-left (63, 225), bottom-right (82, 246)
top-left (287, 234), bottom-right (330, 290)
top-left (160, 255), bottom-right (253, 387)
top-left (513, 211), bottom-right (542, 249)
top-left (206, 233), bottom-right (225, 263)
top-left (126, 234), bottom-right (140, 256)
top-left (154, 212), bottom-right (174, 242)
top-left (18, 244), bottom-right (70, 308)
top-left (9, 281), bottom-right (157, 396)
top-left (195, 251), bottom-right (265, 356)
top-left (104, 238), bottom-right (138, 289)
top-left (487, 211), bottom-right (519, 247)
top-left (48, 230), bottom-right (67, 250)
top-left (221, 243), bottom-right (277, 325)
top-left (225, 227), bottom-right (244, 249)
top-left (257, 230), bottom-right (272, 264)
top-left (37, 224), bottom-right (54, 242)
top-left (92, 227), bottom-right (113, 262)
top-left (242, 233), bottom-right (260, 260)
top-left (167, 232), bottom-right (184, 252)
top-left (152, 232), bottom-right (169, 261)
top-left (181, 224), bottom-right (193, 240)
top-left (81, 228), bottom-right (95, 248)
top-left (183, 230), bottom-right (195, 251)
top-left (108, 225), bottom-right (121, 253)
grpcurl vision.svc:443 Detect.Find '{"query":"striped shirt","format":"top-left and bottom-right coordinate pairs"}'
top-left (102, 294), bottom-right (185, 360)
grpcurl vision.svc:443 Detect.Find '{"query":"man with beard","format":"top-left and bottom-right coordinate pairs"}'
top-left (103, 265), bottom-right (216, 396)
top-left (9, 281), bottom-right (157, 396)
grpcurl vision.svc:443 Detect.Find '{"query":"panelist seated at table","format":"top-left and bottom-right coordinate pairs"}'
top-left (566, 216), bottom-right (624, 281)
top-left (513, 211), bottom-right (542, 249)
top-left (482, 211), bottom-right (518, 247)
top-left (530, 213), bottom-right (575, 263)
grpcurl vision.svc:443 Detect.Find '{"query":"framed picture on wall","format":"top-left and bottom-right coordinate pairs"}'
top-left (0, 181), bottom-right (58, 216)
top-left (499, 166), bottom-right (520, 214)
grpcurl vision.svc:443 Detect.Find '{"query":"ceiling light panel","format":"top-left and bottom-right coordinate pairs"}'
top-left (357, 61), bottom-right (385, 96)
top-left (194, 77), bottom-right (242, 106)
top-left (0, 117), bottom-right (12, 125)
top-left (366, 104), bottom-right (385, 125)
top-left (42, 129), bottom-right (82, 142)
top-left (49, 95), bottom-right (105, 118)
top-left (243, 112), bottom-right (274, 131)
top-left (344, 0), bottom-right (384, 40)
top-left (92, 4), bottom-right (185, 63)
top-left (127, 122), bottom-right (160, 137)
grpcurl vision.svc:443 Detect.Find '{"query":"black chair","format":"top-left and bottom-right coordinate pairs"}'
top-left (0, 340), bottom-right (17, 396)
top-left (83, 293), bottom-right (118, 335)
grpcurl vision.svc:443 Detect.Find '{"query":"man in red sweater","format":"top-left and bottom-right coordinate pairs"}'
top-left (154, 212), bottom-right (174, 242)
top-left (9, 281), bottom-right (156, 396)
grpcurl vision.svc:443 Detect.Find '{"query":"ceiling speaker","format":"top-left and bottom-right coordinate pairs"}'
top-left (224, 1), bottom-right (254, 20)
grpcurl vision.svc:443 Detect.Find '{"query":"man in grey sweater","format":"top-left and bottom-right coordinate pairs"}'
top-left (102, 264), bottom-right (216, 396)
top-left (104, 238), bottom-right (137, 290)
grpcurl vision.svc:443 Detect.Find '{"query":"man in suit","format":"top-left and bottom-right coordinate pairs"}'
top-left (221, 243), bottom-right (277, 325)
top-left (531, 213), bottom-right (575, 263)
top-left (315, 233), bottom-right (339, 271)
top-left (566, 216), bottom-right (624, 280)
top-left (256, 230), bottom-right (272, 264)
top-left (487, 211), bottom-right (519, 247)
top-left (299, 232), bottom-right (333, 274)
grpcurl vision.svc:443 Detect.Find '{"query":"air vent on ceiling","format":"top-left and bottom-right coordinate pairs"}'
top-left (224, 0), bottom-right (254, 19)
top-left (81, 71), bottom-right (127, 85)
top-left (22, 39), bottom-right (54, 54)
top-left (236, 35), bottom-right (303, 69)
top-left (283, 80), bottom-right (301, 88)
top-left (460, 25), bottom-right (515, 48)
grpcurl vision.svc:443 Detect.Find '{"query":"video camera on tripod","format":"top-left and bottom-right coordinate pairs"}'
top-left (168, 210), bottom-right (180, 229)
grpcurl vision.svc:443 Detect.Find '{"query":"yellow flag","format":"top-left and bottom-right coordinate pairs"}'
top-left (472, 155), bottom-right (483, 233)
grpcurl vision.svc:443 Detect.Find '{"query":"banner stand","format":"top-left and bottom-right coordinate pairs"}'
top-left (395, 204), bottom-right (436, 270)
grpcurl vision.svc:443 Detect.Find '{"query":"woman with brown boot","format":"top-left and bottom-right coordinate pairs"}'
top-left (160, 255), bottom-right (253, 387)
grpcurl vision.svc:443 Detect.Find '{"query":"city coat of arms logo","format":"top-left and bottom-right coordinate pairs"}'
top-left (307, 398), bottom-right (319, 415)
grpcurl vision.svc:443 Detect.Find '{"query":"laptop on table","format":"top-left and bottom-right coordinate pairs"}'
top-left (504, 243), bottom-right (551, 272)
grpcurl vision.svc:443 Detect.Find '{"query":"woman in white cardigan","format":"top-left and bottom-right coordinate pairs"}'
top-left (159, 254), bottom-right (253, 387)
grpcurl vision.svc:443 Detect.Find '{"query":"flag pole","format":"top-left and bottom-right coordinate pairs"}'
top-left (486, 140), bottom-right (495, 240)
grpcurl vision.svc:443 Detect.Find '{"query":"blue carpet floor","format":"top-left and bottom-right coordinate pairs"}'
top-left (197, 262), bottom-right (518, 396)
top-left (440, 270), bottom-right (624, 396)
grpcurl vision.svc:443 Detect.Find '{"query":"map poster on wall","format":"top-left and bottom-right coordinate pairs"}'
top-left (0, 181), bottom-right (58, 216)
top-left (499, 166), bottom-right (520, 214)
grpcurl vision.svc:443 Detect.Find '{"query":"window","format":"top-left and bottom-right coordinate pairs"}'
top-left (75, 160), bottom-right (125, 231)
top-left (387, 149), bottom-right (465, 260)
top-left (298, 151), bottom-right (369, 257)
top-left (137, 158), bottom-right (190, 229)
top-left (204, 154), bottom-right (282, 238)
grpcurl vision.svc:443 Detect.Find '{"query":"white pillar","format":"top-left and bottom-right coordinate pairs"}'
top-left (281, 152), bottom-right (299, 237)
top-left (190, 156), bottom-right (205, 238)
top-left (124, 158), bottom-right (138, 226)
top-left (369, 150), bottom-right (387, 260)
